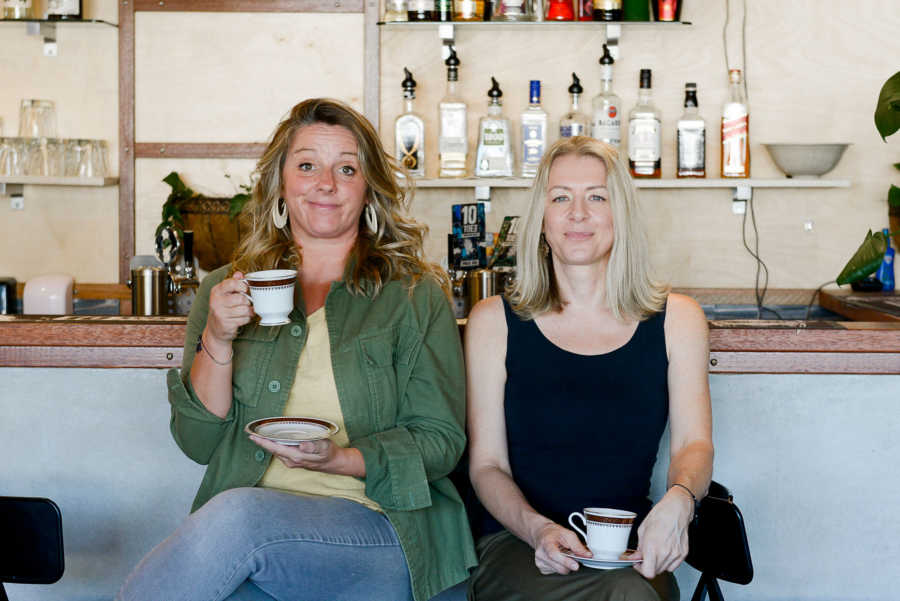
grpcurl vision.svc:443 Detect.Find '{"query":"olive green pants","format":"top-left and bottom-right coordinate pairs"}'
top-left (468, 530), bottom-right (679, 601)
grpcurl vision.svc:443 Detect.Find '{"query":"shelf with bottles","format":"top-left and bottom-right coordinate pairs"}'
top-left (1, 16), bottom-right (116, 55)
top-left (410, 177), bottom-right (850, 190)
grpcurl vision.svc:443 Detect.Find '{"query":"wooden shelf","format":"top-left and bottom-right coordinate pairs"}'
top-left (0, 176), bottom-right (118, 187)
top-left (378, 20), bottom-right (691, 28)
top-left (408, 177), bottom-right (851, 190)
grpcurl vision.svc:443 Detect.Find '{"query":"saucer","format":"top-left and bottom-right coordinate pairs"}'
top-left (562, 550), bottom-right (641, 570)
top-left (245, 417), bottom-right (340, 445)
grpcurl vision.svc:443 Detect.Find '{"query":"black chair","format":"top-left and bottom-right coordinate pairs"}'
top-left (0, 497), bottom-right (65, 601)
top-left (686, 481), bottom-right (753, 601)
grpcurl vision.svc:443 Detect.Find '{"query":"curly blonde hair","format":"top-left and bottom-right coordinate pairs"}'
top-left (231, 98), bottom-right (447, 296)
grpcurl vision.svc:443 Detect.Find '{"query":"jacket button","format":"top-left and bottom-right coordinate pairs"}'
top-left (255, 450), bottom-right (266, 462)
top-left (268, 380), bottom-right (281, 393)
top-left (290, 325), bottom-right (302, 337)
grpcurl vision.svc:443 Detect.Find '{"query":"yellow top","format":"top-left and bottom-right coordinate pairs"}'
top-left (259, 307), bottom-right (381, 513)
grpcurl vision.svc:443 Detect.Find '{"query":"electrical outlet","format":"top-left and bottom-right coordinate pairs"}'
top-left (10, 196), bottom-right (24, 210)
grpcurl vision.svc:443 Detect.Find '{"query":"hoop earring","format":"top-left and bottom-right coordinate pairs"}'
top-left (539, 233), bottom-right (550, 258)
top-left (272, 198), bottom-right (288, 229)
top-left (365, 203), bottom-right (378, 234)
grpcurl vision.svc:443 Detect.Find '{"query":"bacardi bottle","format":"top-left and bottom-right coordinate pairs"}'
top-left (676, 83), bottom-right (706, 178)
top-left (439, 48), bottom-right (468, 177)
top-left (591, 44), bottom-right (622, 148)
top-left (721, 69), bottom-right (749, 178)
top-left (627, 68), bottom-right (661, 178)
top-left (475, 77), bottom-right (514, 177)
top-left (395, 68), bottom-right (425, 177)
top-left (520, 80), bottom-right (548, 177)
top-left (560, 73), bottom-right (590, 138)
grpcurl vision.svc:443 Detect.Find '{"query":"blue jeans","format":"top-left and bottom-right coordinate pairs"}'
top-left (116, 487), bottom-right (414, 601)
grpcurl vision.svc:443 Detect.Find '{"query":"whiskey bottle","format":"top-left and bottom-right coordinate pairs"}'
top-left (591, 44), bottom-right (622, 148)
top-left (46, 0), bottom-right (82, 19)
top-left (475, 77), bottom-right (514, 177)
top-left (395, 68), bottom-right (426, 177)
top-left (627, 68), bottom-right (662, 178)
top-left (407, 0), bottom-right (436, 20)
top-left (439, 47), bottom-right (468, 178)
top-left (454, 0), bottom-right (484, 20)
top-left (721, 68), bottom-right (750, 178)
top-left (560, 73), bottom-right (589, 138)
top-left (520, 80), bottom-right (548, 177)
top-left (592, 0), bottom-right (621, 20)
top-left (383, 0), bottom-right (408, 22)
top-left (676, 83), bottom-right (706, 178)
top-left (3, 0), bottom-right (33, 19)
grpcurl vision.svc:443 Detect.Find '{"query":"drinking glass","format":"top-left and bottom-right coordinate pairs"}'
top-left (90, 140), bottom-right (109, 177)
top-left (19, 100), bottom-right (58, 139)
top-left (46, 138), bottom-right (66, 176)
top-left (23, 138), bottom-right (52, 176)
top-left (0, 138), bottom-right (25, 176)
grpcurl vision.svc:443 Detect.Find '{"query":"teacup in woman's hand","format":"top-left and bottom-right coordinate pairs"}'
top-left (568, 508), bottom-right (636, 560)
top-left (242, 270), bottom-right (297, 326)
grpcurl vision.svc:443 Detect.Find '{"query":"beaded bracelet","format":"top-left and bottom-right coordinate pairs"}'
top-left (670, 482), bottom-right (698, 519)
top-left (197, 334), bottom-right (233, 366)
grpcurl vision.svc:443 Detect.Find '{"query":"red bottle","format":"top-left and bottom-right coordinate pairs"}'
top-left (547, 0), bottom-right (574, 20)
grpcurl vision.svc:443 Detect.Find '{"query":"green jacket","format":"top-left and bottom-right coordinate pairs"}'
top-left (167, 265), bottom-right (477, 601)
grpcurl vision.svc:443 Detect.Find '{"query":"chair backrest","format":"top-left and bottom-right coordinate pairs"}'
top-left (0, 497), bottom-right (65, 585)
top-left (685, 481), bottom-right (753, 586)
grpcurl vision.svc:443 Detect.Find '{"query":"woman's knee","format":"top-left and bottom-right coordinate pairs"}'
top-left (603, 569), bottom-right (667, 601)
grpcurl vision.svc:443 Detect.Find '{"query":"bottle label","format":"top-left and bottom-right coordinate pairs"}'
top-left (721, 106), bottom-right (748, 176)
top-left (396, 118), bottom-right (423, 174)
top-left (483, 124), bottom-right (507, 145)
top-left (409, 0), bottom-right (435, 10)
top-left (677, 125), bottom-right (705, 171)
top-left (440, 105), bottom-right (467, 154)
top-left (657, 0), bottom-right (677, 20)
top-left (593, 0), bottom-right (621, 8)
top-left (522, 123), bottom-right (546, 165)
top-left (47, 0), bottom-right (79, 13)
top-left (628, 118), bottom-right (661, 162)
top-left (3, 0), bottom-right (32, 7)
top-left (592, 106), bottom-right (621, 147)
top-left (560, 123), bottom-right (586, 138)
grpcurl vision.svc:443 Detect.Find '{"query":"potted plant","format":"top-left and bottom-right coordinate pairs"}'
top-left (156, 172), bottom-right (251, 272)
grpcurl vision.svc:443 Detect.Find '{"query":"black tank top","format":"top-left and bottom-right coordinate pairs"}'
top-left (480, 298), bottom-right (669, 541)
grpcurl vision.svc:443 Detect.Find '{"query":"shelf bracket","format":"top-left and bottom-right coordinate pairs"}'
top-left (474, 185), bottom-right (492, 212)
top-left (604, 23), bottom-right (621, 60)
top-left (0, 183), bottom-right (25, 210)
top-left (25, 21), bottom-right (58, 56)
top-left (438, 23), bottom-right (455, 59)
top-left (732, 183), bottom-right (751, 214)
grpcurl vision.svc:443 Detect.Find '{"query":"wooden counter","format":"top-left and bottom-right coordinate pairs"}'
top-left (819, 289), bottom-right (900, 322)
top-left (2, 314), bottom-right (899, 374)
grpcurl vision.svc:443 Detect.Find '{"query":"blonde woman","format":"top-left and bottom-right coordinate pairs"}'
top-left (465, 137), bottom-right (713, 601)
top-left (118, 99), bottom-right (476, 601)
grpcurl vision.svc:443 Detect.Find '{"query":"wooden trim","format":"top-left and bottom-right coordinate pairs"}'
top-left (363, 0), bottom-right (379, 126)
top-left (709, 351), bottom-right (900, 375)
top-left (119, 2), bottom-right (136, 285)
top-left (0, 346), bottom-right (183, 369)
top-left (134, 143), bottom-right (267, 159)
top-left (132, 0), bottom-right (364, 12)
top-left (0, 321), bottom-right (185, 347)
top-left (15, 283), bottom-right (130, 300)
top-left (708, 324), bottom-right (900, 353)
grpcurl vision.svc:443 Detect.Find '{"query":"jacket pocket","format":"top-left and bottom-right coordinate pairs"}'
top-left (231, 322), bottom-right (280, 408)
top-left (358, 329), bottom-right (399, 426)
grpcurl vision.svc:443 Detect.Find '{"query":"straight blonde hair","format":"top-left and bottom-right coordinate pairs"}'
top-left (231, 98), bottom-right (447, 296)
top-left (509, 136), bottom-right (669, 321)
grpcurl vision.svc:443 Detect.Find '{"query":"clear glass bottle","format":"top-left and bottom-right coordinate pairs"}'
top-left (439, 47), bottom-right (468, 178)
top-left (591, 44), bottom-right (622, 148)
top-left (492, 0), bottom-right (533, 20)
top-left (47, 0), bottom-right (83, 19)
top-left (395, 68), bottom-right (426, 177)
top-left (721, 68), bottom-right (750, 178)
top-left (384, 0), bottom-right (408, 22)
top-left (520, 80), bottom-right (548, 177)
top-left (436, 0), bottom-right (453, 20)
top-left (676, 82), bottom-right (706, 178)
top-left (560, 73), bottom-right (590, 138)
top-left (475, 77), bottom-right (514, 177)
top-left (454, 0), bottom-right (484, 20)
top-left (628, 68), bottom-right (662, 178)
top-left (407, 0), bottom-right (436, 20)
top-left (3, 0), bottom-right (33, 19)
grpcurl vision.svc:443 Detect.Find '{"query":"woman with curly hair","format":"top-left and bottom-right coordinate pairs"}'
top-left (118, 98), bottom-right (476, 601)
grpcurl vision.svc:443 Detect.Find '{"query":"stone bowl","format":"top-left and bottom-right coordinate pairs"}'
top-left (763, 143), bottom-right (850, 178)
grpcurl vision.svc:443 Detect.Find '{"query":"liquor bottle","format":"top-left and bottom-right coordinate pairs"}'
top-left (437, 0), bottom-right (453, 20)
top-left (439, 47), bottom-right (468, 177)
top-left (520, 80), bottom-right (548, 177)
top-left (395, 68), bottom-right (426, 177)
top-left (46, 0), bottom-right (82, 19)
top-left (651, 0), bottom-right (681, 21)
top-left (592, 0), bottom-right (622, 20)
top-left (591, 44), bottom-right (622, 148)
top-left (407, 0), bottom-right (436, 21)
top-left (475, 77), bottom-right (514, 177)
top-left (627, 68), bottom-right (662, 178)
top-left (384, 0), bottom-right (408, 22)
top-left (577, 0), bottom-right (592, 20)
top-left (676, 82), bottom-right (706, 178)
top-left (454, 0), bottom-right (484, 21)
top-left (547, 0), bottom-right (573, 20)
top-left (493, 0), bottom-right (533, 21)
top-left (721, 68), bottom-right (750, 178)
top-left (3, 0), bottom-right (33, 19)
top-left (560, 73), bottom-right (590, 138)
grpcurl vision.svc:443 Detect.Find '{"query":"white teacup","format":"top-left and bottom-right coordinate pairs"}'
top-left (568, 507), bottom-right (636, 559)
top-left (243, 269), bottom-right (297, 326)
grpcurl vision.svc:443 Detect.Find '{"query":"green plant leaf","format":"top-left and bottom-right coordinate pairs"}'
top-left (875, 71), bottom-right (900, 141)
top-left (837, 230), bottom-right (888, 285)
top-left (162, 171), bottom-right (190, 196)
top-left (894, 162), bottom-right (900, 170)
top-left (228, 192), bottom-right (250, 220)
top-left (890, 185), bottom-right (900, 208)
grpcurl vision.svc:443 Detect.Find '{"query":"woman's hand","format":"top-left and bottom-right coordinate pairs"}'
top-left (205, 272), bottom-right (254, 345)
top-left (632, 488), bottom-right (694, 578)
top-left (531, 522), bottom-right (591, 575)
top-left (248, 435), bottom-right (364, 476)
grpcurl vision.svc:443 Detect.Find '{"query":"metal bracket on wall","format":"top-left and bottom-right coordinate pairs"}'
top-left (25, 22), bottom-right (58, 56)
top-left (732, 183), bottom-right (751, 214)
top-left (0, 183), bottom-right (25, 210)
top-left (604, 23), bottom-right (621, 59)
top-left (438, 23), bottom-right (454, 59)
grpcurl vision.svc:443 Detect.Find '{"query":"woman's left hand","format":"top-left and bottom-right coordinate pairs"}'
top-left (631, 488), bottom-right (694, 578)
top-left (249, 435), bottom-right (346, 474)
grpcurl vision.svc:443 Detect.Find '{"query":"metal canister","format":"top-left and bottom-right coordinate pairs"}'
top-left (467, 268), bottom-right (502, 309)
top-left (129, 266), bottom-right (170, 316)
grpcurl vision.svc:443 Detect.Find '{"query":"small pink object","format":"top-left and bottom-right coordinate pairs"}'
top-left (23, 274), bottom-right (74, 315)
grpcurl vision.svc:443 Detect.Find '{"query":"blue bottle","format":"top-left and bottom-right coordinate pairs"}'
top-left (877, 228), bottom-right (895, 292)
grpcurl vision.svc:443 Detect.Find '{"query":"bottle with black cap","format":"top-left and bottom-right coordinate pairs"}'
top-left (475, 77), bottom-right (514, 177)
top-left (591, 44), bottom-right (622, 148)
top-left (627, 68), bottom-right (661, 178)
top-left (676, 82), bottom-right (706, 178)
top-left (395, 67), bottom-right (425, 177)
top-left (560, 73), bottom-right (590, 138)
top-left (439, 47), bottom-right (468, 177)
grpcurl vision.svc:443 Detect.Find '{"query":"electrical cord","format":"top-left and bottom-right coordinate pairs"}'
top-left (741, 194), bottom-right (785, 320)
top-left (805, 281), bottom-right (837, 321)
